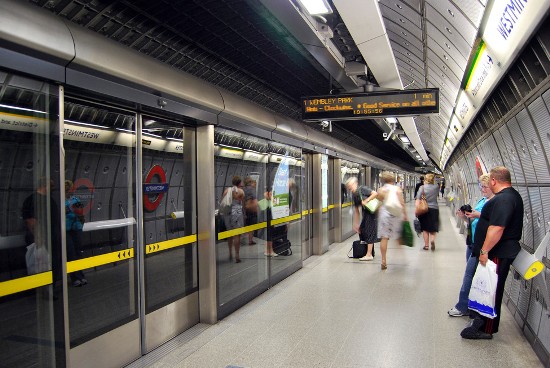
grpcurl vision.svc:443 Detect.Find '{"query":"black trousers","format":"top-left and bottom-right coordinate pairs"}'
top-left (480, 257), bottom-right (513, 334)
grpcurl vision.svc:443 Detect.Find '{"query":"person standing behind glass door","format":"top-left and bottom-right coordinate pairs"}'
top-left (243, 177), bottom-right (258, 246)
top-left (65, 180), bottom-right (87, 286)
top-left (222, 176), bottom-right (244, 263)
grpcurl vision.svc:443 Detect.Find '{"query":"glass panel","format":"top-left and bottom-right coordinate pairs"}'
top-left (341, 160), bottom-right (361, 237)
top-left (141, 116), bottom-right (197, 312)
top-left (215, 128), bottom-right (268, 309)
top-left (267, 142), bottom-right (302, 276)
top-left (0, 71), bottom-right (64, 367)
top-left (63, 99), bottom-right (137, 347)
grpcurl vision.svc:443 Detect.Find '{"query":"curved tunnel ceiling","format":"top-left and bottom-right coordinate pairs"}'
top-left (28, 0), bottom-right (492, 171)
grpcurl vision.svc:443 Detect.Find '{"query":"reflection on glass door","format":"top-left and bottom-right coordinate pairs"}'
top-left (141, 115), bottom-right (198, 351)
top-left (0, 71), bottom-right (64, 367)
top-left (301, 153), bottom-right (313, 258)
top-left (63, 99), bottom-right (139, 367)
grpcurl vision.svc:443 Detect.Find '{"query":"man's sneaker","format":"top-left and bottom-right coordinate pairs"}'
top-left (359, 255), bottom-right (374, 261)
top-left (448, 307), bottom-right (466, 317)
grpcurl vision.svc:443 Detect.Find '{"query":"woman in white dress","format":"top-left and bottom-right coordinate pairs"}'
top-left (377, 171), bottom-right (408, 270)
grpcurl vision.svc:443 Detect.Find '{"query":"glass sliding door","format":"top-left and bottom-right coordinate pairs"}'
top-left (140, 115), bottom-right (198, 351)
top-left (215, 128), bottom-right (269, 317)
top-left (0, 72), bottom-right (65, 367)
top-left (63, 98), bottom-right (140, 368)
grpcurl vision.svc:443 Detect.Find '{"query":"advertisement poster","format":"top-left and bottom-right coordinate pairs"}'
top-left (272, 158), bottom-right (290, 219)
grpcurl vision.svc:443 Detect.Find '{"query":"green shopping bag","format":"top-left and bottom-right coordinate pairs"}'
top-left (401, 221), bottom-right (414, 247)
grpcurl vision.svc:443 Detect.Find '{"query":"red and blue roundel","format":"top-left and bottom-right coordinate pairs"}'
top-left (143, 165), bottom-right (169, 212)
top-left (69, 178), bottom-right (95, 215)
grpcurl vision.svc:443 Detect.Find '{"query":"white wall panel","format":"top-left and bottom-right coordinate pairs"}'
top-left (508, 116), bottom-right (537, 183)
top-left (499, 124), bottom-right (525, 183)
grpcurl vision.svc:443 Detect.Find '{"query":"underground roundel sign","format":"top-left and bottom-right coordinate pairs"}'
top-left (143, 165), bottom-right (169, 212)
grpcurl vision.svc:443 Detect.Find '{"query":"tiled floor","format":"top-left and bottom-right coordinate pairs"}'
top-left (128, 201), bottom-right (543, 368)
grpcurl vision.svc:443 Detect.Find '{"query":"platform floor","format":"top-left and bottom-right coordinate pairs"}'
top-left (127, 201), bottom-right (542, 368)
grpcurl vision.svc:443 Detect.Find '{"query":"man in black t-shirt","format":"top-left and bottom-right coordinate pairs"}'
top-left (461, 166), bottom-right (524, 340)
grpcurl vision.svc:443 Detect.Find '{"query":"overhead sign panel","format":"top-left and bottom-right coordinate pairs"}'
top-left (301, 88), bottom-right (439, 121)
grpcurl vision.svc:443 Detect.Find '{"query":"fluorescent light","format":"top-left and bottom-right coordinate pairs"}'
top-left (166, 136), bottom-right (180, 141)
top-left (65, 119), bottom-right (108, 129)
top-left (386, 117), bottom-right (398, 124)
top-left (0, 103), bottom-right (47, 114)
top-left (298, 0), bottom-right (332, 15)
top-left (399, 136), bottom-right (410, 144)
top-left (143, 132), bottom-right (162, 138)
top-left (116, 128), bottom-right (134, 133)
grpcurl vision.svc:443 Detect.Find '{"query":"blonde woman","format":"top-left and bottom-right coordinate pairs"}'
top-left (415, 173), bottom-right (439, 250)
top-left (376, 171), bottom-right (407, 270)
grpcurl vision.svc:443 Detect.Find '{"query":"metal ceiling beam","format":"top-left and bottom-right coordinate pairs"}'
top-left (333, 0), bottom-right (429, 162)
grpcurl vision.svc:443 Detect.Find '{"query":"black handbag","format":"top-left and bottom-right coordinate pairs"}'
top-left (348, 240), bottom-right (367, 259)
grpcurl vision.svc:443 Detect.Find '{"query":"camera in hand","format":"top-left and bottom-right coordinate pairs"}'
top-left (460, 204), bottom-right (472, 213)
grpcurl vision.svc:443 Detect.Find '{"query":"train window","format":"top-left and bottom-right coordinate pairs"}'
top-left (63, 99), bottom-right (138, 346)
top-left (0, 72), bottom-right (63, 366)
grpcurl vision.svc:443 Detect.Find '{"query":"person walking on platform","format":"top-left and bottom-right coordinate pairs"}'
top-left (376, 171), bottom-right (407, 270)
top-left (346, 177), bottom-right (380, 261)
top-left (416, 173), bottom-right (440, 251)
top-left (461, 166), bottom-right (524, 339)
top-left (448, 174), bottom-right (493, 317)
top-left (414, 176), bottom-right (424, 199)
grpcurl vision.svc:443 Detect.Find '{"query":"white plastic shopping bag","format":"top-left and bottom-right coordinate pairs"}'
top-left (25, 242), bottom-right (50, 275)
top-left (468, 260), bottom-right (498, 319)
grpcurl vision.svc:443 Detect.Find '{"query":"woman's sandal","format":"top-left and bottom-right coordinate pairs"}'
top-left (423, 245), bottom-right (429, 250)
top-left (381, 263), bottom-right (387, 270)
top-left (431, 241), bottom-right (435, 251)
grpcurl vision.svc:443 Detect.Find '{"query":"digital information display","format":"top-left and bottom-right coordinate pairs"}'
top-left (301, 88), bottom-right (439, 121)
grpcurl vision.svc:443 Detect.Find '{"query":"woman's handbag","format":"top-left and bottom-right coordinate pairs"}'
top-left (415, 187), bottom-right (429, 217)
top-left (365, 198), bottom-right (381, 213)
top-left (413, 218), bottom-right (421, 236)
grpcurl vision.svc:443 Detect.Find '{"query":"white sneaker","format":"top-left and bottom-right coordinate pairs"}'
top-left (359, 255), bottom-right (374, 261)
top-left (448, 307), bottom-right (466, 317)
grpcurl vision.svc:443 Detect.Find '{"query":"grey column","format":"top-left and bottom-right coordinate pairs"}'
top-left (334, 158), bottom-right (343, 242)
top-left (196, 125), bottom-right (217, 324)
top-left (365, 166), bottom-right (372, 188)
top-left (312, 154), bottom-right (325, 254)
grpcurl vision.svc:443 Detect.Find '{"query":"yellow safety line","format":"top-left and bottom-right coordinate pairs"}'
top-left (328, 204), bottom-right (335, 210)
top-left (302, 210), bottom-right (309, 216)
top-left (146, 234), bottom-right (197, 254)
top-left (272, 213), bottom-right (302, 225)
top-left (342, 202), bottom-right (352, 208)
top-left (0, 272), bottom-right (52, 297)
top-left (322, 207), bottom-right (328, 213)
top-left (218, 222), bottom-right (267, 240)
top-left (67, 248), bottom-right (134, 273)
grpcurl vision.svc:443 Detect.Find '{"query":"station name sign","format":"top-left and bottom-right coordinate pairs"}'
top-left (301, 88), bottom-right (439, 121)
